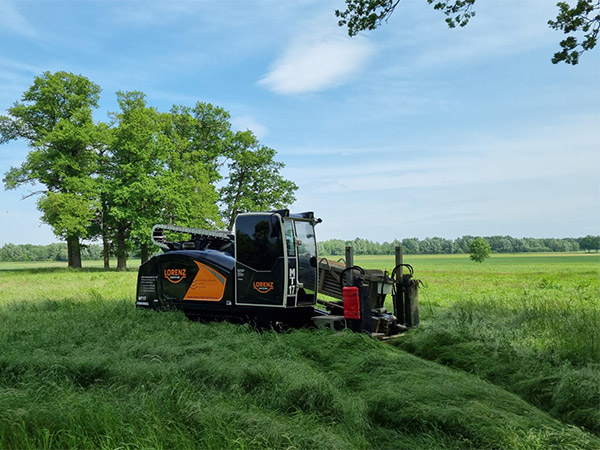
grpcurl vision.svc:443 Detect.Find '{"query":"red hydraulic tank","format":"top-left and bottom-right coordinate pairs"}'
top-left (343, 286), bottom-right (361, 319)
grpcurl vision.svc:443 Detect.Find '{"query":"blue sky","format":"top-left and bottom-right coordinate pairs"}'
top-left (0, 0), bottom-right (598, 245)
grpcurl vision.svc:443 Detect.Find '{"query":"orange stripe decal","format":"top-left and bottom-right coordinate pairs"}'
top-left (183, 261), bottom-right (226, 301)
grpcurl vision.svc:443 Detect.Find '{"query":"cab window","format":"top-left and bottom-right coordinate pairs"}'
top-left (284, 220), bottom-right (296, 257)
top-left (236, 215), bottom-right (283, 271)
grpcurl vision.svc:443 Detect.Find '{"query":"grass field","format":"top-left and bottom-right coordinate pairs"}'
top-left (345, 253), bottom-right (600, 433)
top-left (0, 253), bottom-right (599, 449)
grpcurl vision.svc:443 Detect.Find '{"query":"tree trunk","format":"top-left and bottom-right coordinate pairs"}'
top-left (228, 209), bottom-right (238, 231)
top-left (67, 236), bottom-right (82, 269)
top-left (116, 228), bottom-right (127, 271)
top-left (67, 240), bottom-right (73, 267)
top-left (227, 177), bottom-right (246, 230)
top-left (140, 244), bottom-right (149, 264)
top-left (102, 232), bottom-right (110, 269)
top-left (101, 202), bottom-right (110, 269)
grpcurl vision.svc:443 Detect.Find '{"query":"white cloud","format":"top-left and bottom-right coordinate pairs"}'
top-left (283, 114), bottom-right (599, 240)
top-left (285, 115), bottom-right (600, 194)
top-left (0, 58), bottom-right (44, 118)
top-left (0, 0), bottom-right (38, 38)
top-left (259, 27), bottom-right (374, 94)
top-left (231, 115), bottom-right (269, 139)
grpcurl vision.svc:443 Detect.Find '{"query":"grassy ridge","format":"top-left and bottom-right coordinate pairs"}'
top-left (350, 253), bottom-right (600, 433)
top-left (0, 295), bottom-right (598, 449)
top-left (0, 255), bottom-right (599, 448)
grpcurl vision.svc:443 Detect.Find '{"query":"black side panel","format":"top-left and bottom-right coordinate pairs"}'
top-left (236, 258), bottom-right (286, 306)
top-left (141, 251), bottom-right (235, 307)
top-left (136, 258), bottom-right (158, 308)
top-left (158, 255), bottom-right (201, 302)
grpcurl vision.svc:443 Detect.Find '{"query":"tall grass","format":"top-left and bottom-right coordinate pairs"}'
top-left (0, 295), bottom-right (598, 449)
top-left (0, 256), bottom-right (599, 448)
top-left (352, 253), bottom-right (600, 433)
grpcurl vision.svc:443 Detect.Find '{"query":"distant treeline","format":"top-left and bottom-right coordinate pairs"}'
top-left (1, 235), bottom-right (598, 262)
top-left (317, 235), bottom-right (600, 256)
top-left (0, 243), bottom-right (103, 262)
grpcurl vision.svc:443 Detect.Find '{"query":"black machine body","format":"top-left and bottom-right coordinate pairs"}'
top-left (136, 211), bottom-right (320, 326)
top-left (136, 211), bottom-right (419, 337)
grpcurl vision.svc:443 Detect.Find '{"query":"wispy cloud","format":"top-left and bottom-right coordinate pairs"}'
top-left (285, 115), bottom-right (599, 194)
top-left (259, 24), bottom-right (374, 94)
top-left (0, 57), bottom-right (44, 112)
top-left (0, 0), bottom-right (38, 39)
top-left (231, 115), bottom-right (269, 139)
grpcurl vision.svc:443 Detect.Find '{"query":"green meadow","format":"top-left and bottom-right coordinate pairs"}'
top-left (0, 253), bottom-right (598, 449)
top-left (350, 253), bottom-right (600, 432)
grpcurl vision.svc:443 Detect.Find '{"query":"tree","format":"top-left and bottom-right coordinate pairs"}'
top-left (103, 95), bottom-right (228, 269)
top-left (1, 71), bottom-right (101, 268)
top-left (579, 235), bottom-right (600, 252)
top-left (323, 239), bottom-right (347, 255)
top-left (168, 102), bottom-right (235, 185)
top-left (401, 238), bottom-right (420, 254)
top-left (549, 1), bottom-right (600, 64)
top-left (88, 122), bottom-right (114, 269)
top-left (163, 102), bottom-right (224, 229)
top-left (103, 91), bottom-right (168, 270)
top-left (219, 131), bottom-right (298, 229)
top-left (469, 237), bottom-right (491, 263)
top-left (335, 0), bottom-right (599, 65)
top-left (37, 192), bottom-right (98, 261)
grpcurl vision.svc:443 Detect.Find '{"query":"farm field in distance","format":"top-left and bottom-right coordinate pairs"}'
top-left (0, 253), bottom-right (598, 448)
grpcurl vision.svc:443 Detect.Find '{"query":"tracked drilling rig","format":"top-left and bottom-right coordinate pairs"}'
top-left (136, 210), bottom-right (419, 337)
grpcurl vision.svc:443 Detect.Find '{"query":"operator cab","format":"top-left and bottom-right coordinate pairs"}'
top-left (234, 210), bottom-right (320, 308)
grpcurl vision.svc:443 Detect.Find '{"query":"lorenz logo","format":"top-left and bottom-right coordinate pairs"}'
top-left (253, 281), bottom-right (274, 294)
top-left (164, 268), bottom-right (187, 283)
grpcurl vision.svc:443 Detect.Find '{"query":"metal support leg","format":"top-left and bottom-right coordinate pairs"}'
top-left (394, 246), bottom-right (405, 325)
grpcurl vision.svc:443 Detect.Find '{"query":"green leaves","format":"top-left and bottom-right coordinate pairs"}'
top-left (336, 0), bottom-right (599, 64)
top-left (10, 71), bottom-right (100, 138)
top-left (1, 72), bottom-right (102, 267)
top-left (549, 0), bottom-right (600, 64)
top-left (2, 71), bottom-right (299, 268)
top-left (469, 237), bottom-right (491, 263)
top-left (335, 0), bottom-right (475, 36)
top-left (219, 130), bottom-right (298, 229)
top-left (37, 192), bottom-right (98, 240)
top-left (336, 0), bottom-right (401, 36)
top-left (579, 234), bottom-right (600, 251)
top-left (428, 0), bottom-right (476, 29)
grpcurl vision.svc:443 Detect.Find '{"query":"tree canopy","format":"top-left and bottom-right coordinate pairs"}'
top-left (2, 71), bottom-right (298, 269)
top-left (317, 235), bottom-right (588, 256)
top-left (1, 71), bottom-right (101, 268)
top-left (469, 237), bottom-right (492, 262)
top-left (219, 131), bottom-right (298, 229)
top-left (336, 0), bottom-right (600, 65)
top-left (579, 235), bottom-right (600, 252)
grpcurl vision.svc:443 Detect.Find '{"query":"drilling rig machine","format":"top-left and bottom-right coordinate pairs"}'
top-left (136, 210), bottom-right (419, 338)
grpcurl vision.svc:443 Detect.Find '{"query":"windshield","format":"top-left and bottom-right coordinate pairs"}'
top-left (295, 220), bottom-right (317, 305)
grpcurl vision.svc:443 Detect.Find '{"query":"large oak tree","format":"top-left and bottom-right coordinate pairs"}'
top-left (1, 71), bottom-right (101, 268)
top-left (3, 73), bottom-right (299, 268)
